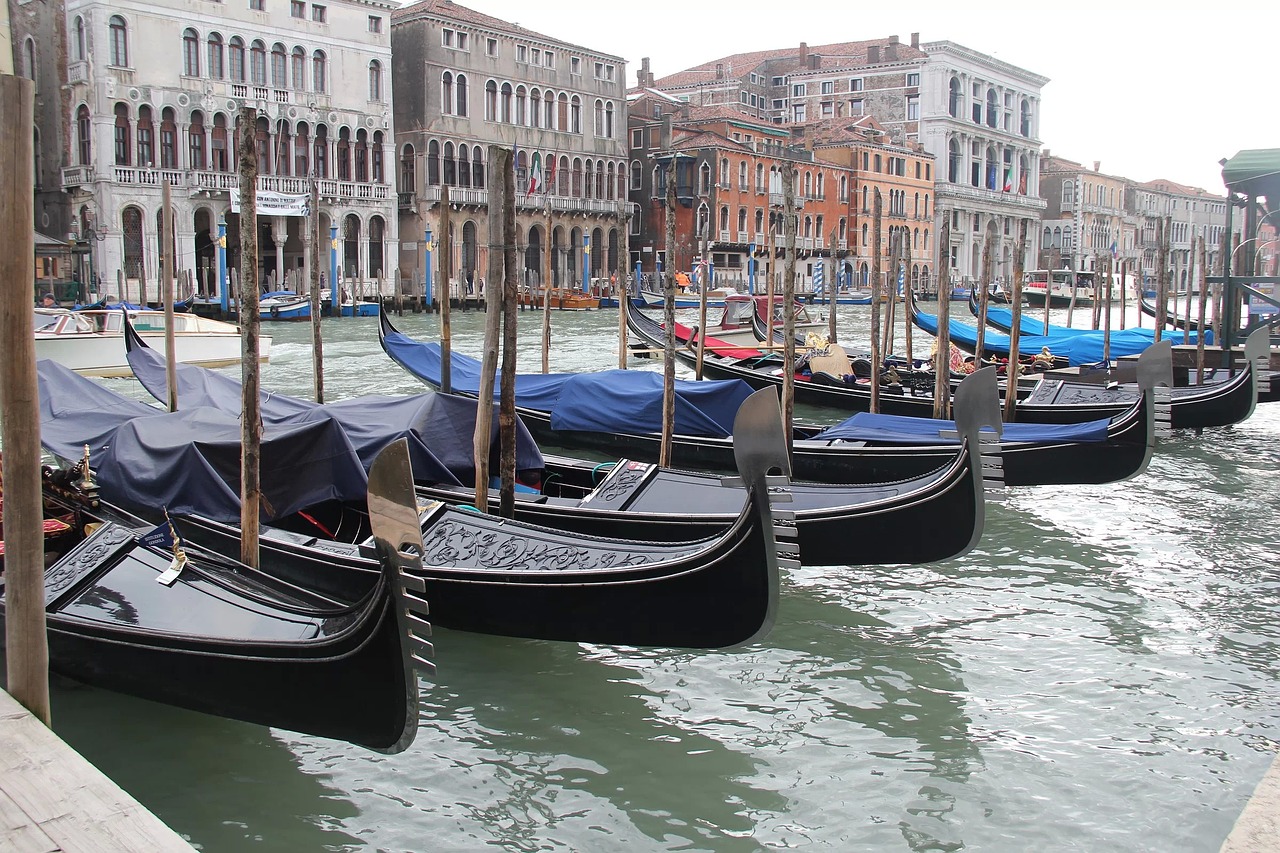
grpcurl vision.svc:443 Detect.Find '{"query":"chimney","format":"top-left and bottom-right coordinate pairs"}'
top-left (888, 34), bottom-right (900, 45)
top-left (1093, 160), bottom-right (1101, 172)
top-left (799, 42), bottom-right (809, 65)
top-left (868, 45), bottom-right (880, 63)
top-left (661, 114), bottom-right (673, 148)
top-left (1042, 148), bottom-right (1050, 157)
top-left (808, 53), bottom-right (819, 70)
top-left (910, 32), bottom-right (919, 49)
top-left (638, 56), bottom-right (654, 89)
top-left (886, 42), bottom-right (897, 61)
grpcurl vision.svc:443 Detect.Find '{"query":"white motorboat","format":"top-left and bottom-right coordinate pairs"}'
top-left (34, 308), bottom-right (271, 377)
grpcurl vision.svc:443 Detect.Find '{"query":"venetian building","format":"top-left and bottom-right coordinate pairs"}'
top-left (60, 0), bottom-right (397, 298)
top-left (918, 41), bottom-right (1046, 287)
top-left (392, 0), bottom-right (629, 295)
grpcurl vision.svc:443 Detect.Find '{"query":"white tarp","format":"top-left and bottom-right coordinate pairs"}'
top-left (229, 189), bottom-right (311, 217)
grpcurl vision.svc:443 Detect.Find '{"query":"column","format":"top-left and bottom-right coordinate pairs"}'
top-left (272, 216), bottom-right (285, 289)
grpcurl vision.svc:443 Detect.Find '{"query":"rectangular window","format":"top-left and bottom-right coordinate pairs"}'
top-left (367, 15), bottom-right (381, 32)
top-left (517, 45), bottom-right (528, 63)
top-left (792, 104), bottom-right (805, 122)
top-left (750, 73), bottom-right (758, 84)
top-left (740, 91), bottom-right (748, 104)
top-left (531, 49), bottom-right (541, 65)
top-left (442, 29), bottom-right (454, 47)
top-left (849, 78), bottom-right (863, 92)
top-left (821, 102), bottom-right (833, 117)
top-left (310, 4), bottom-right (325, 22)
top-left (906, 95), bottom-right (919, 120)
top-left (594, 61), bottom-right (603, 78)
top-left (632, 128), bottom-right (643, 148)
top-left (544, 51), bottom-right (555, 68)
top-left (849, 98), bottom-right (863, 115)
top-left (571, 57), bottom-right (581, 75)
top-left (771, 76), bottom-right (784, 86)
top-left (249, 0), bottom-right (264, 10)
top-left (487, 37), bottom-right (498, 56)
top-left (606, 64), bottom-right (615, 81)
top-left (750, 94), bottom-right (758, 106)
top-left (772, 99), bottom-right (783, 109)
top-left (457, 32), bottom-right (468, 51)
top-left (906, 73), bottom-right (920, 87)
top-left (291, 0), bottom-right (304, 17)
top-left (821, 81), bottom-right (833, 94)
top-left (792, 83), bottom-right (805, 97)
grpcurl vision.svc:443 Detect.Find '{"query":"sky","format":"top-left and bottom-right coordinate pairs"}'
top-left (444, 0), bottom-right (1276, 194)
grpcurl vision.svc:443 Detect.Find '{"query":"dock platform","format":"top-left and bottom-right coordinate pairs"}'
top-left (0, 688), bottom-right (194, 852)
top-left (1221, 751), bottom-right (1280, 852)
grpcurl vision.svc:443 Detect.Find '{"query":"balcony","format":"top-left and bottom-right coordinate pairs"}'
top-left (398, 191), bottom-right (416, 210)
top-left (768, 192), bottom-right (804, 210)
top-left (61, 166), bottom-right (93, 189)
top-left (113, 166), bottom-right (185, 187)
top-left (719, 229), bottom-right (731, 242)
top-left (67, 61), bottom-right (89, 85)
top-left (737, 231), bottom-right (749, 243)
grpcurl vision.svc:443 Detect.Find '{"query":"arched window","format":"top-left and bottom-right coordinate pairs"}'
top-left (558, 155), bottom-right (569, 195)
top-left (74, 16), bottom-right (85, 62)
top-left (400, 143), bottom-right (415, 193)
top-left (817, 172), bottom-right (825, 199)
top-left (427, 140), bottom-right (440, 186)
top-left (109, 15), bottom-right (129, 66)
top-left (755, 209), bottom-right (764, 235)
top-left (185, 111), bottom-right (204, 170)
top-left (985, 88), bottom-right (998, 129)
top-left (605, 102), bottom-right (614, 138)
top-left (212, 112), bottom-right (229, 171)
top-left (372, 130), bottom-right (384, 183)
top-left (354, 129), bottom-right (369, 182)
top-left (473, 147), bottom-right (485, 188)
top-left (515, 85), bottom-right (527, 125)
top-left (570, 95), bottom-right (581, 134)
top-left (271, 43), bottom-right (287, 88)
top-left (606, 161), bottom-right (615, 199)
top-left (803, 171), bottom-right (812, 197)
top-left (313, 123), bottom-right (328, 177)
top-left (1020, 99), bottom-right (1032, 137)
top-left (457, 144), bottom-right (470, 187)
top-left (582, 158), bottom-right (593, 198)
top-left (250, 40), bottom-right (266, 85)
top-left (500, 83), bottom-right (512, 122)
top-left (949, 77), bottom-right (961, 118)
top-left (208, 33), bottom-right (224, 79)
top-left (456, 74), bottom-right (468, 117)
top-left (485, 80), bottom-right (498, 120)
top-left (442, 141), bottom-right (455, 185)
top-left (182, 29), bottom-right (200, 76)
top-left (368, 216), bottom-right (385, 278)
top-left (442, 72), bottom-right (454, 115)
top-left (558, 93), bottom-right (569, 130)
top-left (544, 91), bottom-right (555, 129)
top-left (924, 229), bottom-right (929, 251)
top-left (291, 47), bottom-right (306, 91)
top-left (594, 99), bottom-right (604, 136)
top-left (572, 157), bottom-right (582, 197)
top-left (737, 206), bottom-right (747, 236)
top-left (229, 37), bottom-right (245, 82)
top-left (336, 126), bottom-right (351, 180)
top-left (1043, 226), bottom-right (1052, 248)
top-left (136, 105), bottom-right (154, 166)
top-left (369, 61), bottom-right (382, 101)
top-left (160, 108), bottom-right (177, 169)
top-left (295, 121), bottom-right (309, 176)
top-left (312, 50), bottom-right (326, 93)
top-left (121, 207), bottom-right (144, 279)
top-left (77, 105), bottom-right (92, 165)
top-left (530, 89), bottom-right (541, 128)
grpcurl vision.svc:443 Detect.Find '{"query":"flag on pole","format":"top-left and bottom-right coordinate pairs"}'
top-left (527, 151), bottom-right (543, 196)
top-left (1003, 168), bottom-right (1013, 193)
top-left (1110, 238), bottom-right (1118, 260)
top-left (545, 154), bottom-right (557, 193)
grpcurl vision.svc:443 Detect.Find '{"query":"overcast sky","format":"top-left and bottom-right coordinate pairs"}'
top-left (456, 0), bottom-right (1274, 194)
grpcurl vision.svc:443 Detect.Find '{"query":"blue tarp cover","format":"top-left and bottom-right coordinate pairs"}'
top-left (813, 410), bottom-right (1111, 444)
top-left (37, 360), bottom-right (369, 522)
top-left (914, 303), bottom-right (1208, 365)
top-left (382, 330), bottom-right (757, 438)
top-left (124, 330), bottom-right (544, 484)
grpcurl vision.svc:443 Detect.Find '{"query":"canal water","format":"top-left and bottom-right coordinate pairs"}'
top-left (43, 302), bottom-right (1280, 852)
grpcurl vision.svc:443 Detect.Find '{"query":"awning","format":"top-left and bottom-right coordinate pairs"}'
top-left (1221, 149), bottom-right (1280, 206)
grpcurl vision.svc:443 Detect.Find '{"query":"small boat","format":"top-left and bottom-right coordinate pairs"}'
top-left (124, 325), bottom-right (983, 566)
top-left (259, 290), bottom-right (311, 321)
top-left (521, 286), bottom-right (600, 311)
top-left (2, 441), bottom-right (432, 753)
top-left (34, 307), bottom-right (271, 378)
top-left (322, 288), bottom-right (381, 317)
top-left (38, 360), bottom-right (785, 648)
top-left (635, 285), bottom-right (741, 309)
top-left (628, 300), bottom-right (1262, 429)
top-left (381, 312), bottom-right (1161, 488)
top-left (1023, 269), bottom-right (1114, 308)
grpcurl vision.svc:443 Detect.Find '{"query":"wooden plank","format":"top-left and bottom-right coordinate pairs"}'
top-left (0, 690), bottom-right (194, 852)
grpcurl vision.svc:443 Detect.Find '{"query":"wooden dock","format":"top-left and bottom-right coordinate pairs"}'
top-left (0, 688), bottom-right (194, 852)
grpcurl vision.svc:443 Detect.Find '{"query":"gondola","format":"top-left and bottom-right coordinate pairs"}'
top-left (125, 324), bottom-right (982, 566)
top-left (380, 313), bottom-right (1160, 489)
top-left (37, 360), bottom-right (784, 648)
top-left (2, 441), bottom-right (431, 753)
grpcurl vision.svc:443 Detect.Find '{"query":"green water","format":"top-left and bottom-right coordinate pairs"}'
top-left (41, 305), bottom-right (1280, 852)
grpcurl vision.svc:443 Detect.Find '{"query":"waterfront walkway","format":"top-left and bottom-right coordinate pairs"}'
top-left (0, 688), bottom-right (194, 852)
top-left (1221, 750), bottom-right (1280, 852)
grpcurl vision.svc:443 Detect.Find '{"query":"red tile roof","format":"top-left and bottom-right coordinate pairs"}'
top-left (653, 37), bottom-right (927, 90)
top-left (393, 0), bottom-right (608, 56)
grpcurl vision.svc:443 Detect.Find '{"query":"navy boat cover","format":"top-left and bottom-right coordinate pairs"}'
top-left (124, 324), bottom-right (543, 485)
top-left (37, 360), bottom-right (369, 522)
top-left (381, 329), bottom-right (757, 438)
top-left (812, 410), bottom-right (1111, 444)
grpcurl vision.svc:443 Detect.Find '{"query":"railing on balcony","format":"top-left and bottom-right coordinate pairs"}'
top-left (719, 229), bottom-right (731, 242)
top-left (768, 192), bottom-right (804, 209)
top-left (398, 191), bottom-right (416, 209)
top-left (61, 166), bottom-right (92, 188)
top-left (837, 238), bottom-right (848, 251)
top-left (67, 62), bottom-right (89, 85)
top-left (114, 166), bottom-right (185, 187)
top-left (232, 84), bottom-right (249, 98)
top-left (737, 231), bottom-right (749, 243)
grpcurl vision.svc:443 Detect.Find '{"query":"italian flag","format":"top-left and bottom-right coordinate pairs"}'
top-left (1002, 168), bottom-right (1013, 193)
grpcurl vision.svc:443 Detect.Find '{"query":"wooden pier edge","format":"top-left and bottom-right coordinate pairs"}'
top-left (1220, 750), bottom-right (1280, 852)
top-left (0, 688), bottom-right (196, 852)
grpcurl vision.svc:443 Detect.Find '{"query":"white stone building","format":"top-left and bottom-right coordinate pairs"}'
top-left (918, 41), bottom-right (1047, 287)
top-left (60, 0), bottom-right (397, 299)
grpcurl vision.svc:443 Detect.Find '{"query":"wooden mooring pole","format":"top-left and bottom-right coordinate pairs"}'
top-left (1, 74), bottom-right (50, 725)
top-left (439, 183), bottom-right (453, 393)
top-left (1005, 219), bottom-right (1027, 423)
top-left (309, 176), bottom-right (324, 402)
top-left (933, 215), bottom-right (952, 420)
top-left (1196, 236), bottom-right (1208, 383)
top-left (541, 193), bottom-right (552, 373)
top-left (162, 179), bottom-right (178, 411)
top-left (473, 147), bottom-right (507, 513)
top-left (659, 159), bottom-right (677, 468)
top-left (869, 190), bottom-right (882, 414)
top-left (237, 107), bottom-right (262, 569)
top-left (782, 165), bottom-right (797, 457)
top-left (499, 149), bottom-right (518, 519)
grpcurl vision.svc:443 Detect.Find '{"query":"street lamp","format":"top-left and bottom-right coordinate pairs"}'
top-left (81, 218), bottom-right (107, 304)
